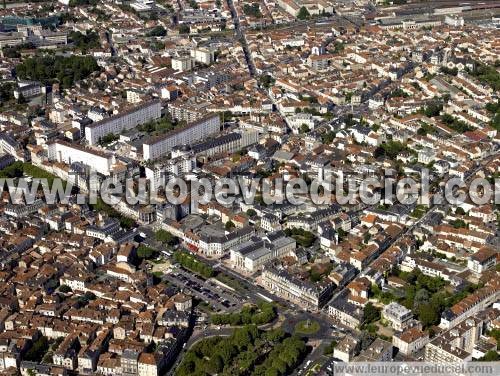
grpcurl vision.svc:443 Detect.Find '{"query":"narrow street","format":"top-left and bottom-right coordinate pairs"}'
top-left (226, 0), bottom-right (256, 76)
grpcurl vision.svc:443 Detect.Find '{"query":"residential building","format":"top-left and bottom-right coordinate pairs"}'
top-left (85, 101), bottom-right (161, 145)
top-left (393, 327), bottom-right (429, 355)
top-left (143, 115), bottom-right (220, 161)
top-left (440, 280), bottom-right (500, 329)
top-left (382, 302), bottom-right (413, 331)
top-left (334, 337), bottom-right (359, 362)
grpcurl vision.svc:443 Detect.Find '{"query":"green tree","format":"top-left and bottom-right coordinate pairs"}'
top-left (418, 303), bottom-right (439, 327)
top-left (297, 6), bottom-right (310, 20)
top-left (155, 229), bottom-right (177, 245)
top-left (16, 93), bottom-right (27, 104)
top-left (69, 30), bottom-right (100, 52)
top-left (0, 82), bottom-right (15, 103)
top-left (205, 354), bottom-right (223, 373)
top-left (98, 133), bottom-right (119, 146)
top-left (363, 302), bottom-right (380, 325)
top-left (243, 3), bottom-right (262, 18)
top-left (413, 288), bottom-right (430, 310)
top-left (16, 55), bottom-right (99, 89)
top-left (179, 25), bottom-right (190, 34)
top-left (323, 340), bottom-right (337, 355)
top-left (233, 326), bottom-right (253, 350)
top-left (24, 336), bottom-right (49, 362)
top-left (299, 123), bottom-right (310, 134)
top-left (374, 141), bottom-right (406, 159)
top-left (321, 131), bottom-right (336, 144)
top-left (137, 245), bottom-right (157, 260)
top-left (259, 74), bottom-right (275, 88)
top-left (147, 26), bottom-right (167, 37)
top-left (480, 350), bottom-right (499, 361)
top-left (59, 285), bottom-right (72, 294)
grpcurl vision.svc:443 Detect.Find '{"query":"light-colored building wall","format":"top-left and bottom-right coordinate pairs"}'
top-left (86, 100), bottom-right (161, 145)
top-left (143, 115), bottom-right (220, 161)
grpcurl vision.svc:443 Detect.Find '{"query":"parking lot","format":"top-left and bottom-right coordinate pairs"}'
top-left (163, 267), bottom-right (243, 312)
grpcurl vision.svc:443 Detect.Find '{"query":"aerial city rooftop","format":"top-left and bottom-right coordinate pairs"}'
top-left (0, 0), bottom-right (499, 375)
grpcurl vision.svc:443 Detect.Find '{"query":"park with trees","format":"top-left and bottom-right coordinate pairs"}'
top-left (175, 325), bottom-right (308, 376)
top-left (15, 55), bottom-right (99, 89)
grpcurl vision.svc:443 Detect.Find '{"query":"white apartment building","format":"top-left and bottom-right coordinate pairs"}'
top-left (400, 255), bottom-right (454, 281)
top-left (328, 292), bottom-right (364, 329)
top-left (87, 107), bottom-right (108, 122)
top-left (382, 302), bottom-right (413, 331)
top-left (191, 47), bottom-right (215, 65)
top-left (184, 130), bottom-right (259, 158)
top-left (359, 338), bottom-right (393, 361)
top-left (85, 100), bottom-right (161, 145)
top-left (143, 114), bottom-right (220, 161)
top-left (425, 317), bottom-right (483, 362)
top-left (47, 140), bottom-right (115, 176)
top-left (0, 345), bottom-right (19, 371)
top-left (0, 133), bottom-right (19, 157)
top-left (467, 247), bottom-right (497, 274)
top-left (172, 56), bottom-right (195, 72)
top-left (275, 0), bottom-right (300, 16)
top-left (168, 101), bottom-right (208, 123)
top-left (60, 276), bottom-right (88, 292)
top-left (4, 200), bottom-right (44, 218)
top-left (260, 214), bottom-right (281, 232)
top-left (145, 153), bottom-right (196, 191)
top-left (138, 361), bottom-right (158, 376)
top-left (127, 89), bottom-right (143, 104)
top-left (160, 85), bottom-right (179, 101)
top-left (14, 81), bottom-right (43, 99)
top-left (425, 340), bottom-right (472, 362)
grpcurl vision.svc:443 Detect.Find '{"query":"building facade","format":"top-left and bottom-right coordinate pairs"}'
top-left (143, 115), bottom-right (220, 161)
top-left (85, 100), bottom-right (161, 145)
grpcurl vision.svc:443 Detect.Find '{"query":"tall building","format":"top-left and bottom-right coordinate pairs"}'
top-left (191, 47), bottom-right (215, 65)
top-left (143, 115), bottom-right (220, 161)
top-left (171, 56), bottom-right (195, 72)
top-left (145, 153), bottom-right (196, 191)
top-left (85, 100), bottom-right (161, 145)
top-left (48, 140), bottom-right (116, 176)
top-left (168, 100), bottom-right (209, 123)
